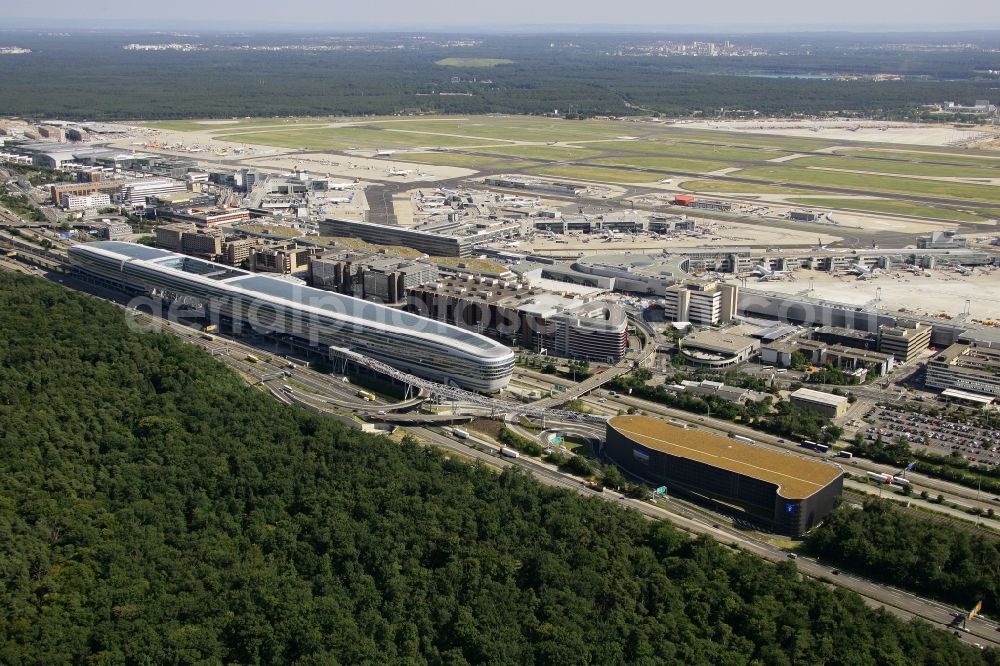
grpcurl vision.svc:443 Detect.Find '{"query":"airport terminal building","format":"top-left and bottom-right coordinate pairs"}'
top-left (605, 415), bottom-right (843, 535)
top-left (68, 242), bottom-right (515, 393)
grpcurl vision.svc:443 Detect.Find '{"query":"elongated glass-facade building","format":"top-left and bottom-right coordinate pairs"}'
top-left (69, 242), bottom-right (514, 392)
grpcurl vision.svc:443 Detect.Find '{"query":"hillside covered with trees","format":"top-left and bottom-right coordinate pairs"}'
top-left (806, 500), bottom-right (1000, 614)
top-left (0, 273), bottom-right (995, 664)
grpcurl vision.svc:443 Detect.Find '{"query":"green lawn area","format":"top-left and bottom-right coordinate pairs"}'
top-left (655, 128), bottom-right (836, 152)
top-left (790, 156), bottom-right (1000, 179)
top-left (435, 58), bottom-right (515, 67)
top-left (834, 147), bottom-right (1000, 166)
top-left (590, 155), bottom-right (728, 174)
top-left (364, 117), bottom-right (628, 143)
top-left (678, 179), bottom-right (813, 194)
top-left (736, 165), bottom-right (1000, 204)
top-left (484, 145), bottom-right (604, 160)
top-left (586, 139), bottom-right (792, 163)
top-left (786, 197), bottom-right (995, 222)
top-left (216, 126), bottom-right (511, 150)
top-left (404, 152), bottom-right (533, 170)
top-left (529, 164), bottom-right (664, 184)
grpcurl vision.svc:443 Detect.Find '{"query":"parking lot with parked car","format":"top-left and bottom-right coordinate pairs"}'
top-left (863, 405), bottom-right (999, 467)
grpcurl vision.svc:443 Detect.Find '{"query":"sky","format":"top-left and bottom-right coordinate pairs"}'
top-left (2, 0), bottom-right (1000, 32)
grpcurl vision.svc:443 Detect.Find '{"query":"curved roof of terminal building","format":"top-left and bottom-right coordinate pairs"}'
top-left (573, 252), bottom-right (691, 279)
top-left (73, 242), bottom-right (511, 359)
top-left (608, 415), bottom-right (842, 500)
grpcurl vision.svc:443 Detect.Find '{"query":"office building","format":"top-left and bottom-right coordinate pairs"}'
top-left (407, 275), bottom-right (628, 361)
top-left (925, 343), bottom-right (1000, 398)
top-left (877, 322), bottom-right (932, 363)
top-left (789, 388), bottom-right (849, 419)
top-left (605, 415), bottom-right (843, 536)
top-left (662, 280), bottom-right (739, 325)
top-left (96, 219), bottom-right (133, 240)
top-left (155, 222), bottom-right (264, 265)
top-left (248, 243), bottom-right (318, 275)
top-left (119, 178), bottom-right (187, 206)
top-left (50, 180), bottom-right (123, 206)
top-left (310, 254), bottom-right (437, 304)
top-left (61, 192), bottom-right (111, 210)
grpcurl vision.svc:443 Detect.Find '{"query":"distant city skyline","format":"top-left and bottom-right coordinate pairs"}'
top-left (3, 0), bottom-right (1000, 32)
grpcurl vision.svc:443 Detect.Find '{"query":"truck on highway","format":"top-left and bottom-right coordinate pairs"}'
top-left (203, 324), bottom-right (217, 333)
top-left (732, 434), bottom-right (755, 445)
top-left (838, 451), bottom-right (853, 459)
top-left (356, 390), bottom-right (376, 402)
top-left (800, 440), bottom-right (830, 453)
top-left (245, 354), bottom-right (259, 363)
top-left (500, 447), bottom-right (520, 459)
top-left (452, 428), bottom-right (470, 440)
top-left (867, 471), bottom-right (893, 484)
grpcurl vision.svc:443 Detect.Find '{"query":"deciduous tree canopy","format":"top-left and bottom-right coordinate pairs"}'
top-left (0, 274), bottom-right (994, 664)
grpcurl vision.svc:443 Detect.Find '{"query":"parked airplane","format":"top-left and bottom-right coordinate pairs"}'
top-left (328, 182), bottom-right (355, 191)
top-left (751, 264), bottom-right (788, 280)
top-left (847, 263), bottom-right (880, 279)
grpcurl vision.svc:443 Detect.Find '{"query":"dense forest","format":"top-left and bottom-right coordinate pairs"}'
top-left (806, 500), bottom-right (1000, 615)
top-left (0, 272), bottom-right (997, 664)
top-left (1, 32), bottom-right (999, 120)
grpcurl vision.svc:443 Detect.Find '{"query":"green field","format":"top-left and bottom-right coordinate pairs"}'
top-left (586, 139), bottom-right (793, 163)
top-left (217, 126), bottom-right (512, 150)
top-left (678, 179), bottom-right (814, 194)
top-left (529, 165), bottom-right (664, 184)
top-left (591, 155), bottom-right (728, 174)
top-left (405, 152), bottom-right (533, 170)
top-left (362, 117), bottom-right (628, 143)
top-left (434, 58), bottom-right (515, 67)
top-left (787, 156), bottom-right (1000, 179)
top-left (786, 197), bottom-right (997, 222)
top-left (656, 128), bottom-right (836, 152)
top-left (734, 165), bottom-right (1000, 204)
top-left (484, 145), bottom-right (604, 160)
top-left (834, 147), bottom-right (1000, 166)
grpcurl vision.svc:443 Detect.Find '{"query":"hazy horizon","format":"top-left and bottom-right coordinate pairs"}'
top-left (3, 0), bottom-right (1000, 33)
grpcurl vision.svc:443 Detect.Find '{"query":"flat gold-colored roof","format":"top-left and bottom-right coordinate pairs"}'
top-left (608, 415), bottom-right (842, 500)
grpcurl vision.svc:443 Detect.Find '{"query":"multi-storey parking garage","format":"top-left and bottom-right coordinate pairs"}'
top-left (68, 242), bottom-right (514, 392)
top-left (606, 415), bottom-right (843, 535)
